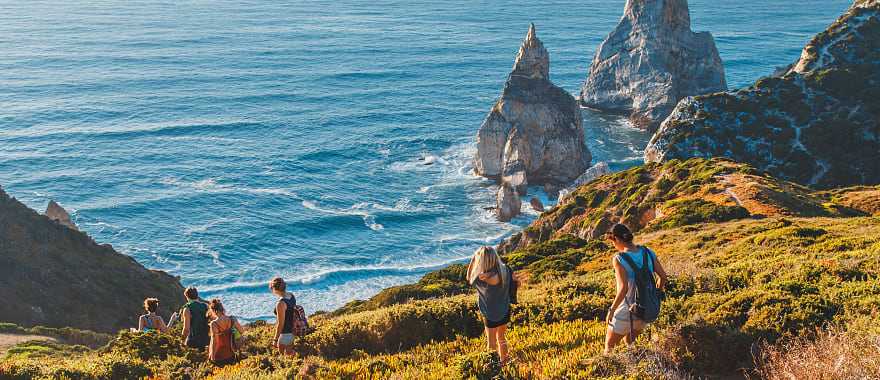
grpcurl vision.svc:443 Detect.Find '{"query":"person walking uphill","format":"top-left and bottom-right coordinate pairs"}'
top-left (604, 223), bottom-right (668, 353)
top-left (181, 287), bottom-right (210, 350)
top-left (467, 246), bottom-right (514, 365)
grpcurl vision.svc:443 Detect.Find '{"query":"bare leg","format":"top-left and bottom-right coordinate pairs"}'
top-left (604, 326), bottom-right (626, 354)
top-left (485, 326), bottom-right (498, 351)
top-left (495, 324), bottom-right (509, 364)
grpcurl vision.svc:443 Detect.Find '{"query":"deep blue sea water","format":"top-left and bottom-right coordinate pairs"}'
top-left (0, 1), bottom-right (850, 319)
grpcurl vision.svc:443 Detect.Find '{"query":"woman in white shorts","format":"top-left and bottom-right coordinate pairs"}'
top-left (604, 223), bottom-right (667, 353)
top-left (270, 277), bottom-right (297, 355)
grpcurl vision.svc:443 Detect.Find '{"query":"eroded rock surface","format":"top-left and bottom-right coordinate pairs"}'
top-left (496, 183), bottom-right (522, 222)
top-left (579, 0), bottom-right (727, 130)
top-left (645, 1), bottom-right (880, 189)
top-left (45, 200), bottom-right (76, 230)
top-left (475, 24), bottom-right (591, 192)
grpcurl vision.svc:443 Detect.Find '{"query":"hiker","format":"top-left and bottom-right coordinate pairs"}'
top-left (207, 299), bottom-right (244, 366)
top-left (270, 277), bottom-right (300, 355)
top-left (181, 287), bottom-right (210, 350)
top-left (138, 298), bottom-right (168, 333)
top-left (604, 223), bottom-right (668, 353)
top-left (467, 246), bottom-right (513, 365)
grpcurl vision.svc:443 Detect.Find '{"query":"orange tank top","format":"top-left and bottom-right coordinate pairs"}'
top-left (210, 317), bottom-right (235, 362)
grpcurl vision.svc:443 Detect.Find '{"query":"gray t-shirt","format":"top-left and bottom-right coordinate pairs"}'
top-left (473, 264), bottom-right (511, 322)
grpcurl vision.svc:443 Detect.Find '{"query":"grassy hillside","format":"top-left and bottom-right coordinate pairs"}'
top-left (0, 188), bottom-right (185, 333)
top-left (1, 159), bottom-right (878, 379)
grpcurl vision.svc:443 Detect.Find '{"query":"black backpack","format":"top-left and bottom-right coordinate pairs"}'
top-left (618, 247), bottom-right (663, 323)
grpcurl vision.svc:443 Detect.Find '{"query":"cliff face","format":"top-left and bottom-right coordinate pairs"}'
top-left (579, 0), bottom-right (727, 131)
top-left (646, 1), bottom-right (880, 189)
top-left (0, 188), bottom-right (184, 333)
top-left (475, 24), bottom-right (591, 192)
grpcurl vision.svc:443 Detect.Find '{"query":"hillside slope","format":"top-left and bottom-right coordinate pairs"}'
top-left (0, 188), bottom-right (184, 333)
top-left (3, 159), bottom-right (879, 379)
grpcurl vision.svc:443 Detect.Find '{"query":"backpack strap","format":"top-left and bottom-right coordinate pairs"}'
top-left (617, 253), bottom-right (640, 278)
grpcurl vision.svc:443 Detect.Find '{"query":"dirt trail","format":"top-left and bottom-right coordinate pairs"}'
top-left (0, 333), bottom-right (56, 355)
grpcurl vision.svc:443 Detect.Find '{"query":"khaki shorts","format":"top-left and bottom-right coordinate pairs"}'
top-left (277, 333), bottom-right (294, 346)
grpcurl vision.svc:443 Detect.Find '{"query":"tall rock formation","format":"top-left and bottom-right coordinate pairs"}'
top-left (579, 0), bottom-right (727, 131)
top-left (475, 24), bottom-right (591, 198)
top-left (645, 1), bottom-right (880, 189)
top-left (45, 200), bottom-right (76, 230)
top-left (496, 183), bottom-right (522, 222)
top-left (0, 187), bottom-right (184, 332)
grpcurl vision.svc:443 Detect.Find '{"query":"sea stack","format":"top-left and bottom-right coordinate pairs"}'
top-left (579, 0), bottom-right (727, 131)
top-left (45, 200), bottom-right (76, 230)
top-left (475, 23), bottom-right (591, 207)
top-left (645, 0), bottom-right (880, 189)
top-left (496, 183), bottom-right (522, 222)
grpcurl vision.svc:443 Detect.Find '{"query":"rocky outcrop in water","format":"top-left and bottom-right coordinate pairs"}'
top-left (45, 200), bottom-right (76, 230)
top-left (475, 24), bottom-right (591, 197)
top-left (579, 0), bottom-right (727, 131)
top-left (645, 1), bottom-right (880, 189)
top-left (0, 187), bottom-right (184, 332)
top-left (496, 183), bottom-right (521, 222)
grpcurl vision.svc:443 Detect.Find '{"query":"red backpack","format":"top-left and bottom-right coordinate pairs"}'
top-left (281, 297), bottom-right (310, 336)
top-left (291, 304), bottom-right (309, 336)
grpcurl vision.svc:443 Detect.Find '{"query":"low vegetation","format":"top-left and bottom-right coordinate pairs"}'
top-left (2, 212), bottom-right (879, 379)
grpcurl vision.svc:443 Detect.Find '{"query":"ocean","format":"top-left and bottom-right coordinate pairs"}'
top-left (0, 0), bottom-right (850, 319)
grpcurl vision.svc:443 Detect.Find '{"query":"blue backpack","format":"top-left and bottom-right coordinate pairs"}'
top-left (618, 247), bottom-right (663, 323)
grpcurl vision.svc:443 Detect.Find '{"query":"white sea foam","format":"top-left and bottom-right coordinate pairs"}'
top-left (200, 255), bottom-right (473, 294)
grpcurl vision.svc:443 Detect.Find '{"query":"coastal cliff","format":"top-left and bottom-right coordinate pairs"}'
top-left (646, 0), bottom-right (880, 189)
top-left (475, 24), bottom-right (591, 199)
top-left (0, 188), bottom-right (184, 333)
top-left (579, 0), bottom-right (727, 131)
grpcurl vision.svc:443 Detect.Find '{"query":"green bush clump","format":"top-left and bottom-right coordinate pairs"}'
top-left (650, 198), bottom-right (750, 231)
top-left (304, 295), bottom-right (483, 358)
top-left (504, 235), bottom-right (588, 270)
top-left (0, 323), bottom-right (112, 349)
top-left (109, 330), bottom-right (185, 361)
top-left (456, 351), bottom-right (502, 380)
top-left (331, 264), bottom-right (471, 316)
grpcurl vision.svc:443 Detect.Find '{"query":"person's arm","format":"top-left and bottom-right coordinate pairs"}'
top-left (478, 272), bottom-right (500, 286)
top-left (274, 301), bottom-right (286, 345)
top-left (652, 252), bottom-right (668, 290)
top-left (137, 316), bottom-right (145, 331)
top-left (181, 307), bottom-right (191, 339)
top-left (233, 317), bottom-right (245, 333)
top-left (157, 316), bottom-right (168, 333)
top-left (606, 257), bottom-right (629, 325)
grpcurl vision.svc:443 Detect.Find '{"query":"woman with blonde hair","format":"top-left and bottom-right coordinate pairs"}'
top-left (467, 246), bottom-right (512, 364)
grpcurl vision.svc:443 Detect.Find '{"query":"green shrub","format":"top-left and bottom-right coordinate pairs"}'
top-left (650, 198), bottom-right (750, 230)
top-left (456, 351), bottom-right (501, 380)
top-left (109, 330), bottom-right (184, 361)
